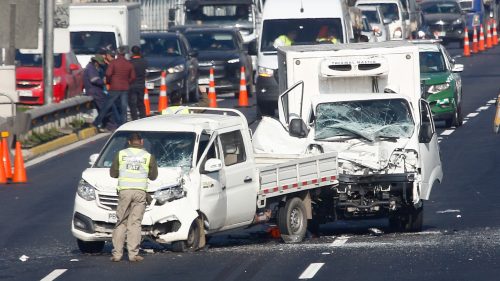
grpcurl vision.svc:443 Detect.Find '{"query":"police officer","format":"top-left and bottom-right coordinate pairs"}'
top-left (161, 91), bottom-right (190, 115)
top-left (273, 30), bottom-right (298, 48)
top-left (110, 133), bottom-right (158, 262)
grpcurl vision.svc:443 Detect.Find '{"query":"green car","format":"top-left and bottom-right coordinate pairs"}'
top-left (414, 42), bottom-right (464, 127)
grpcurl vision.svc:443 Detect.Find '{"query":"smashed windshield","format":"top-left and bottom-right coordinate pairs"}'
top-left (70, 31), bottom-right (116, 55)
top-left (95, 131), bottom-right (196, 170)
top-left (186, 4), bottom-right (253, 24)
top-left (185, 31), bottom-right (237, 51)
top-left (260, 18), bottom-right (344, 52)
top-left (419, 51), bottom-right (446, 73)
top-left (315, 99), bottom-right (414, 142)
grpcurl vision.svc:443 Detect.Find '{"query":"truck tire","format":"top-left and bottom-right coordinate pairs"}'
top-left (389, 204), bottom-right (423, 232)
top-left (172, 218), bottom-right (203, 252)
top-left (278, 197), bottom-right (308, 241)
top-left (77, 239), bottom-right (104, 254)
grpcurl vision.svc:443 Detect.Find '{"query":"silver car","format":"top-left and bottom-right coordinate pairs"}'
top-left (359, 5), bottom-right (391, 41)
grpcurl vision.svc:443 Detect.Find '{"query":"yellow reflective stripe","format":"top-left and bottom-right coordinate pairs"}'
top-left (117, 147), bottom-right (151, 191)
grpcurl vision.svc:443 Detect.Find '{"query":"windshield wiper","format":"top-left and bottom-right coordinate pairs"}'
top-left (321, 126), bottom-right (374, 142)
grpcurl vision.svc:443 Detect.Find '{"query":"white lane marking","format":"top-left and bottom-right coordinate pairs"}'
top-left (463, 120), bottom-right (468, 124)
top-left (488, 99), bottom-right (496, 104)
top-left (477, 106), bottom-right (490, 111)
top-left (40, 269), bottom-right (67, 281)
top-left (299, 263), bottom-right (324, 279)
top-left (466, 112), bottom-right (479, 118)
top-left (330, 236), bottom-right (349, 247)
top-left (437, 209), bottom-right (461, 214)
top-left (440, 129), bottom-right (455, 136)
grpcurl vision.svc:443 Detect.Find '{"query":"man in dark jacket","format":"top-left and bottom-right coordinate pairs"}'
top-left (128, 46), bottom-right (148, 120)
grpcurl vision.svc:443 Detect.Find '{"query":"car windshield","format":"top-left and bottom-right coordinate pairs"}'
top-left (260, 18), bottom-right (344, 52)
top-left (70, 31), bottom-right (116, 55)
top-left (362, 10), bottom-right (381, 24)
top-left (421, 2), bottom-right (461, 14)
top-left (359, 3), bottom-right (400, 21)
top-left (95, 131), bottom-right (196, 170)
top-left (419, 51), bottom-right (446, 73)
top-left (140, 36), bottom-right (183, 56)
top-left (185, 31), bottom-right (237, 51)
top-left (15, 52), bottom-right (62, 68)
top-left (185, 4), bottom-right (253, 25)
top-left (314, 99), bottom-right (414, 142)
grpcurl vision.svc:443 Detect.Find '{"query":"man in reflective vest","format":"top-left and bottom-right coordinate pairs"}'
top-left (273, 30), bottom-right (298, 49)
top-left (110, 132), bottom-right (158, 262)
top-left (161, 91), bottom-right (190, 115)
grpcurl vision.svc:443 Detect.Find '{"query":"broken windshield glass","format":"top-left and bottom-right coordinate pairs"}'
top-left (315, 98), bottom-right (414, 142)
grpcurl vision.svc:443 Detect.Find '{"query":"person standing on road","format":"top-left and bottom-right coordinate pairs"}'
top-left (128, 46), bottom-right (148, 120)
top-left (105, 47), bottom-right (136, 126)
top-left (83, 55), bottom-right (107, 119)
top-left (110, 132), bottom-right (158, 262)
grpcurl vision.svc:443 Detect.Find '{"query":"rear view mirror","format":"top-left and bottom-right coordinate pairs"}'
top-left (289, 118), bottom-right (309, 138)
top-left (69, 63), bottom-right (80, 71)
top-left (89, 154), bottom-right (99, 166)
top-left (204, 158), bottom-right (223, 172)
top-left (452, 64), bottom-right (464, 72)
top-left (418, 122), bottom-right (433, 143)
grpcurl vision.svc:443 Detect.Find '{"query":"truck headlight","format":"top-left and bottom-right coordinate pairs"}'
top-left (53, 76), bottom-right (62, 85)
top-left (77, 179), bottom-right (96, 201)
top-left (154, 184), bottom-right (185, 205)
top-left (428, 83), bottom-right (450, 94)
top-left (228, 58), bottom-right (240, 64)
top-left (258, 67), bottom-right (274, 77)
top-left (167, 64), bottom-right (185, 74)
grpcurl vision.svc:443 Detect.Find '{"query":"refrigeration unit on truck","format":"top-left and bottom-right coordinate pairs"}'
top-left (255, 41), bottom-right (443, 232)
top-left (72, 108), bottom-right (339, 253)
top-left (69, 2), bottom-right (141, 66)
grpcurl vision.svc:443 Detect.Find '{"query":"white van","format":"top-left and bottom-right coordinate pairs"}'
top-left (356, 0), bottom-right (410, 40)
top-left (255, 0), bottom-right (359, 116)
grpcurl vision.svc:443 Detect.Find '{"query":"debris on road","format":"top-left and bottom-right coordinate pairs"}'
top-left (436, 209), bottom-right (461, 214)
top-left (70, 259), bottom-right (79, 262)
top-left (368, 228), bottom-right (384, 236)
top-left (19, 255), bottom-right (29, 262)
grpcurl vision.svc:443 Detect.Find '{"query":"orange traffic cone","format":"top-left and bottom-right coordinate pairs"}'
top-left (463, 28), bottom-right (470, 57)
top-left (12, 141), bottom-right (27, 183)
top-left (0, 140), bottom-right (6, 184)
top-left (144, 87), bottom-right (151, 117)
top-left (237, 66), bottom-right (250, 107)
top-left (493, 20), bottom-right (498, 45)
top-left (267, 225), bottom-right (281, 239)
top-left (208, 67), bottom-right (217, 108)
top-left (486, 21), bottom-right (493, 48)
top-left (472, 26), bottom-right (478, 53)
top-left (1, 132), bottom-right (12, 179)
top-left (158, 71), bottom-right (168, 113)
top-left (479, 24), bottom-right (485, 51)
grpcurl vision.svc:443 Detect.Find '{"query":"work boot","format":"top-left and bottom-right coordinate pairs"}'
top-left (129, 255), bottom-right (144, 262)
top-left (110, 256), bottom-right (121, 262)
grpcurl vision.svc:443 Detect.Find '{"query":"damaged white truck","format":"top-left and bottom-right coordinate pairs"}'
top-left (254, 41), bottom-right (443, 232)
top-left (72, 108), bottom-right (339, 253)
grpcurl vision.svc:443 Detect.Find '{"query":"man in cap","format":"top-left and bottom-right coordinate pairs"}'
top-left (129, 45), bottom-right (148, 120)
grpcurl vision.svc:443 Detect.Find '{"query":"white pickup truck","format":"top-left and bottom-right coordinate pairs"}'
top-left (72, 108), bottom-right (338, 253)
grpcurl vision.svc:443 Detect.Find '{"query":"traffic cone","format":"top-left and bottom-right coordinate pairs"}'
top-left (472, 26), bottom-right (478, 53)
top-left (493, 21), bottom-right (498, 45)
top-left (1, 132), bottom-right (12, 179)
top-left (208, 67), bottom-right (217, 108)
top-left (0, 140), bottom-right (6, 184)
top-left (143, 87), bottom-right (151, 117)
top-left (158, 71), bottom-right (168, 113)
top-left (12, 141), bottom-right (27, 183)
top-left (463, 28), bottom-right (470, 57)
top-left (237, 66), bottom-right (250, 107)
top-left (486, 21), bottom-right (493, 48)
top-left (479, 24), bottom-right (485, 51)
top-left (267, 225), bottom-right (281, 239)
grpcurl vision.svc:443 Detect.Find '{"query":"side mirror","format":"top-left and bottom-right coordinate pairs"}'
top-left (247, 40), bottom-right (257, 56)
top-left (452, 63), bottom-right (464, 72)
top-left (204, 158), bottom-right (223, 173)
top-left (289, 118), bottom-right (309, 138)
top-left (89, 154), bottom-right (99, 166)
top-left (418, 122), bottom-right (433, 143)
top-left (69, 63), bottom-right (80, 71)
top-left (383, 18), bottom-right (392, 25)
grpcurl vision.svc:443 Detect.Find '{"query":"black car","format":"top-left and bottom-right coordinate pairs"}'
top-left (140, 32), bottom-right (199, 102)
top-left (179, 27), bottom-right (253, 97)
top-left (420, 0), bottom-right (466, 45)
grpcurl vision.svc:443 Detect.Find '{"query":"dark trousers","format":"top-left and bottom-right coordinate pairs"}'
top-left (94, 91), bottom-right (128, 127)
top-left (128, 86), bottom-right (146, 120)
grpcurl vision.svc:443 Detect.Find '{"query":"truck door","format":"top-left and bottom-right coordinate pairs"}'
top-left (278, 81), bottom-right (305, 128)
top-left (198, 133), bottom-right (227, 230)
top-left (418, 100), bottom-right (443, 200)
top-left (219, 129), bottom-right (256, 226)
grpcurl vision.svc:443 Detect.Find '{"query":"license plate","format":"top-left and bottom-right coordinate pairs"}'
top-left (17, 90), bottom-right (33, 97)
top-left (146, 82), bottom-right (155, 90)
top-left (198, 78), bottom-right (210, 85)
top-left (108, 212), bottom-right (117, 223)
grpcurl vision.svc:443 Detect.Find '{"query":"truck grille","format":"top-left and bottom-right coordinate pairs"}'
top-left (97, 192), bottom-right (155, 211)
top-left (17, 80), bottom-right (41, 89)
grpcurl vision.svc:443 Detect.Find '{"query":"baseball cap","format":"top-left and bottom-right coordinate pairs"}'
top-left (91, 54), bottom-right (105, 65)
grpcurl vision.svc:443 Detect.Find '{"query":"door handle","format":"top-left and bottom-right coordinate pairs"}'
top-left (244, 176), bottom-right (252, 183)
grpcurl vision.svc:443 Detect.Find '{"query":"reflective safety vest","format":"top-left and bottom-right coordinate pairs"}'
top-left (274, 35), bottom-right (293, 47)
top-left (117, 147), bottom-right (151, 191)
top-left (317, 37), bottom-right (338, 44)
top-left (161, 106), bottom-right (190, 115)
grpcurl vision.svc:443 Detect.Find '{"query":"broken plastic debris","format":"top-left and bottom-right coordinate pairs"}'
top-left (436, 209), bottom-right (461, 214)
top-left (321, 252), bottom-right (331, 255)
top-left (281, 234), bottom-right (302, 244)
top-left (19, 255), bottom-right (29, 262)
top-left (368, 228), bottom-right (383, 236)
top-left (143, 249), bottom-right (154, 254)
top-left (456, 215), bottom-right (462, 218)
top-left (70, 259), bottom-right (79, 262)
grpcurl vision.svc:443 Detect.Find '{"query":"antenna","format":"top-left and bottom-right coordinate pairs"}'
top-left (300, 0), bottom-right (304, 12)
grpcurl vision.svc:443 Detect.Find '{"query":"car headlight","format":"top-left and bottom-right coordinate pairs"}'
top-left (77, 179), bottom-right (96, 201)
top-left (53, 76), bottom-right (62, 85)
top-left (258, 66), bottom-right (274, 77)
top-left (167, 64), bottom-right (185, 74)
top-left (228, 58), bottom-right (240, 64)
top-left (454, 19), bottom-right (463, 25)
top-left (428, 83), bottom-right (450, 94)
top-left (154, 184), bottom-right (185, 205)
top-left (393, 28), bottom-right (403, 38)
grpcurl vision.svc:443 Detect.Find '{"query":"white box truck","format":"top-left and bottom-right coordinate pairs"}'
top-left (69, 2), bottom-right (141, 66)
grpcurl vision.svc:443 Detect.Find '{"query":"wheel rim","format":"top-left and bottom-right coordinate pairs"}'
top-left (289, 208), bottom-right (303, 234)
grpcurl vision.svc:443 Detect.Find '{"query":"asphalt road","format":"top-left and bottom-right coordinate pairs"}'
top-left (1, 42), bottom-right (500, 281)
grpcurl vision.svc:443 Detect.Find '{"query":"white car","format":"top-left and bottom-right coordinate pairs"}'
top-left (358, 5), bottom-right (391, 41)
top-left (356, 0), bottom-right (410, 40)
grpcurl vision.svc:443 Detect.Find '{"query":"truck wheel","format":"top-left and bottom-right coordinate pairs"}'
top-left (278, 197), bottom-right (308, 241)
top-left (77, 239), bottom-right (104, 254)
top-left (389, 205), bottom-right (423, 232)
top-left (171, 218), bottom-right (203, 252)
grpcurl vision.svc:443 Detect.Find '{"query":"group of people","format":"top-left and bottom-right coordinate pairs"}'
top-left (83, 45), bottom-right (148, 132)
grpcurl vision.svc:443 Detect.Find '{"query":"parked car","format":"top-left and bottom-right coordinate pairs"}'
top-left (356, 0), bottom-right (410, 40)
top-left (420, 0), bottom-right (466, 45)
top-left (140, 32), bottom-right (199, 102)
top-left (15, 50), bottom-right (84, 105)
top-left (358, 5), bottom-right (391, 41)
top-left (181, 27), bottom-right (253, 98)
top-left (412, 40), bottom-right (464, 127)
